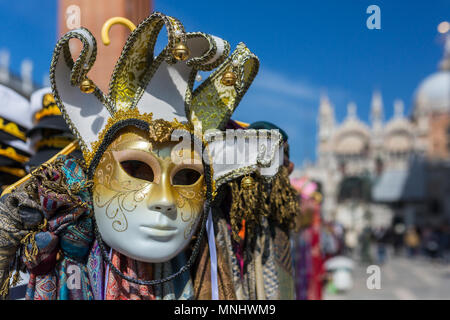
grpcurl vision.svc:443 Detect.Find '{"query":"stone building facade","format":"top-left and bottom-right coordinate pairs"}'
top-left (300, 33), bottom-right (450, 234)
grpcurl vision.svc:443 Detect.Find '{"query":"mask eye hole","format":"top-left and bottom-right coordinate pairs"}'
top-left (120, 160), bottom-right (154, 182)
top-left (172, 168), bottom-right (201, 186)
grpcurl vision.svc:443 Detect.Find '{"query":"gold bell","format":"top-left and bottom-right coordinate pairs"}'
top-left (79, 78), bottom-right (95, 94)
top-left (172, 42), bottom-right (190, 61)
top-left (221, 69), bottom-right (237, 86)
top-left (241, 175), bottom-right (255, 190)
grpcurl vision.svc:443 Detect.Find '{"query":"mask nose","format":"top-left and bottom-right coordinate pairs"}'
top-left (147, 165), bottom-right (177, 219)
top-left (147, 180), bottom-right (177, 219)
top-left (149, 202), bottom-right (177, 216)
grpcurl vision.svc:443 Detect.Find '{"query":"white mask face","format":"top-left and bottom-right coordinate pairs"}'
top-left (92, 128), bottom-right (205, 263)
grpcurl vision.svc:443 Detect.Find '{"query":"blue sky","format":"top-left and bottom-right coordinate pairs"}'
top-left (0, 0), bottom-right (449, 166)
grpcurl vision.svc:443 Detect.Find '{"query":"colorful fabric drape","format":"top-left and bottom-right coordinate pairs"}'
top-left (104, 251), bottom-right (156, 300)
top-left (24, 156), bottom-right (94, 300)
top-left (104, 249), bottom-right (194, 300)
top-left (0, 190), bottom-right (37, 298)
top-left (192, 205), bottom-right (294, 300)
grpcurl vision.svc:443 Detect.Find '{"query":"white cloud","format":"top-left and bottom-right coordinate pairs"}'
top-left (252, 68), bottom-right (349, 105)
top-left (235, 68), bottom-right (348, 165)
top-left (252, 68), bottom-right (320, 101)
top-left (243, 92), bottom-right (317, 121)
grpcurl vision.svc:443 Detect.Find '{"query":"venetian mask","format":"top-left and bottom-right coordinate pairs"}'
top-left (93, 127), bottom-right (205, 263)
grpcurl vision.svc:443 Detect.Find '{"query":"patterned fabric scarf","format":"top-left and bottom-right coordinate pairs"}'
top-left (197, 203), bottom-right (294, 300)
top-left (273, 225), bottom-right (295, 299)
top-left (0, 190), bottom-right (40, 298)
top-left (23, 156), bottom-right (94, 300)
top-left (103, 249), bottom-right (194, 300)
top-left (104, 250), bottom-right (156, 300)
top-left (192, 234), bottom-right (237, 300)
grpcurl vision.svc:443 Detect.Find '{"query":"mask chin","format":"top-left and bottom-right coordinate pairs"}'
top-left (92, 127), bottom-right (205, 263)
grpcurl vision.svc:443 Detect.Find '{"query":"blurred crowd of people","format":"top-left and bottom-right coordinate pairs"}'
top-left (290, 177), bottom-right (349, 299)
top-left (372, 223), bottom-right (450, 263)
top-left (327, 221), bottom-right (450, 267)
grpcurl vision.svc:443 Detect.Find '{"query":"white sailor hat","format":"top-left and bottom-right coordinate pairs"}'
top-left (0, 84), bottom-right (33, 141)
top-left (27, 87), bottom-right (70, 137)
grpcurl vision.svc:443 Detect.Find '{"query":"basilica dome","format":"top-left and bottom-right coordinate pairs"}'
top-left (414, 71), bottom-right (450, 114)
top-left (413, 36), bottom-right (450, 115)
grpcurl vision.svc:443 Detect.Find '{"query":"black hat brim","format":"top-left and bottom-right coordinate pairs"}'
top-left (25, 148), bottom-right (83, 169)
top-left (0, 156), bottom-right (23, 167)
top-left (27, 116), bottom-right (70, 137)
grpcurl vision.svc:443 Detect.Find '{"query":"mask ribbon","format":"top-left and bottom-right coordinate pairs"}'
top-left (206, 208), bottom-right (219, 300)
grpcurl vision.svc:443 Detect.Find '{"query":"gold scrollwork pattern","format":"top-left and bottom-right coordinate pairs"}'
top-left (190, 42), bottom-right (259, 132)
top-left (93, 150), bottom-right (149, 232)
top-left (173, 177), bottom-right (206, 239)
top-left (109, 13), bottom-right (185, 111)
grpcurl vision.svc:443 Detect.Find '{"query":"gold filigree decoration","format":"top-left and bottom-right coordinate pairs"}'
top-left (190, 72), bottom-right (236, 131)
top-left (85, 108), bottom-right (193, 167)
top-left (93, 150), bottom-right (149, 232)
top-left (85, 108), bottom-right (154, 166)
top-left (173, 177), bottom-right (206, 239)
top-left (110, 17), bottom-right (162, 110)
top-left (93, 180), bottom-right (149, 232)
top-left (148, 118), bottom-right (192, 143)
top-left (190, 43), bottom-right (257, 132)
top-left (149, 119), bottom-right (173, 143)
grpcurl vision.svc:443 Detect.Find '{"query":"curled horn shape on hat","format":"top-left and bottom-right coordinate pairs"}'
top-left (190, 43), bottom-right (260, 132)
top-left (49, 27), bottom-right (114, 153)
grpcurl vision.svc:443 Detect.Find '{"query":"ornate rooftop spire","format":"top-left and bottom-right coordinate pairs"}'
top-left (438, 22), bottom-right (450, 71)
top-left (371, 90), bottom-right (383, 124)
top-left (0, 50), bottom-right (10, 83)
top-left (20, 59), bottom-right (33, 94)
top-left (347, 102), bottom-right (357, 120)
top-left (394, 99), bottom-right (404, 118)
top-left (439, 34), bottom-right (450, 71)
top-left (318, 92), bottom-right (335, 140)
top-left (319, 93), bottom-right (333, 116)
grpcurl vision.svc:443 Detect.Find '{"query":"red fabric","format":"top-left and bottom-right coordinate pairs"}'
top-left (307, 203), bottom-right (324, 300)
top-left (29, 249), bottom-right (58, 275)
top-left (105, 250), bottom-right (156, 300)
